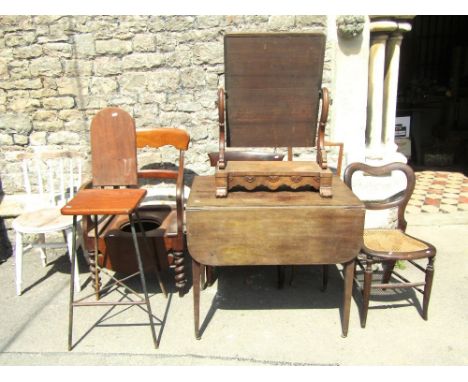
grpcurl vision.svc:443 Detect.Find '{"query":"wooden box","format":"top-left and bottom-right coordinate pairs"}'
top-left (215, 160), bottom-right (333, 198)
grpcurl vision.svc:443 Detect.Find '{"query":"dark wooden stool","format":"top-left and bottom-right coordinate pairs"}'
top-left (61, 188), bottom-right (166, 350)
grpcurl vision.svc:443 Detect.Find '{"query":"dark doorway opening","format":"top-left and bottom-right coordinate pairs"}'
top-left (398, 15), bottom-right (468, 175)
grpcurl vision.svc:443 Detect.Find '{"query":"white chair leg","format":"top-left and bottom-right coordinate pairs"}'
top-left (64, 228), bottom-right (81, 293)
top-left (37, 233), bottom-right (47, 267)
top-left (15, 231), bottom-right (23, 296)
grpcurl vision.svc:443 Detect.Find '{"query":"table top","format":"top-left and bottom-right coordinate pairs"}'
top-left (61, 188), bottom-right (147, 216)
top-left (186, 176), bottom-right (365, 266)
top-left (187, 175), bottom-right (362, 209)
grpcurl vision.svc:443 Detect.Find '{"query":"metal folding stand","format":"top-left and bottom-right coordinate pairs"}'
top-left (61, 188), bottom-right (166, 350)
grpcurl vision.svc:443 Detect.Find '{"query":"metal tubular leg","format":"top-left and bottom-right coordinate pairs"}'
top-left (129, 213), bottom-right (158, 349)
top-left (93, 215), bottom-right (100, 300)
top-left (68, 215), bottom-right (77, 351)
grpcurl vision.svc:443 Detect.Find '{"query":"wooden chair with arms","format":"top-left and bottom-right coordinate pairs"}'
top-left (343, 162), bottom-right (436, 327)
top-left (81, 107), bottom-right (189, 297)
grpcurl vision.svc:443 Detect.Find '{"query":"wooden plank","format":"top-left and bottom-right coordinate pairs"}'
top-left (187, 206), bottom-right (364, 266)
top-left (90, 107), bottom-right (138, 187)
top-left (61, 189), bottom-right (146, 216)
top-left (186, 175), bottom-right (364, 266)
top-left (224, 33), bottom-right (325, 148)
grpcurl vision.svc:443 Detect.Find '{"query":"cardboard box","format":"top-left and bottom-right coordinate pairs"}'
top-left (395, 116), bottom-right (411, 138)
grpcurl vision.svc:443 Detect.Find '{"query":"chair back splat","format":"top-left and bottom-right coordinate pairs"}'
top-left (344, 162), bottom-right (415, 231)
top-left (91, 107), bottom-right (138, 187)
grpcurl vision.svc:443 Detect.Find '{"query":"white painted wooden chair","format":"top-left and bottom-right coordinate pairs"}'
top-left (12, 151), bottom-right (84, 295)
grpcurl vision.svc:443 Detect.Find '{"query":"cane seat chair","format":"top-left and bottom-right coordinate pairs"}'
top-left (81, 107), bottom-right (190, 296)
top-left (11, 151), bottom-right (84, 295)
top-left (214, 33), bottom-right (333, 198)
top-left (343, 162), bottom-right (436, 327)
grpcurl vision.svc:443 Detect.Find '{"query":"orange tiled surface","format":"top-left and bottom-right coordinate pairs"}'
top-left (407, 171), bottom-right (468, 214)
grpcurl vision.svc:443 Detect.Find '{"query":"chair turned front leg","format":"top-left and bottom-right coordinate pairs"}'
top-left (89, 251), bottom-right (101, 300)
top-left (423, 257), bottom-right (435, 320)
top-left (173, 250), bottom-right (186, 297)
top-left (361, 256), bottom-right (373, 328)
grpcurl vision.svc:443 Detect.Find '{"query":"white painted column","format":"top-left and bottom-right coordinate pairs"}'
top-left (358, 18), bottom-right (414, 229)
top-left (382, 33), bottom-right (403, 152)
top-left (327, 15), bottom-right (369, 168)
top-left (366, 33), bottom-right (388, 158)
top-left (366, 18), bottom-right (412, 164)
top-left (382, 21), bottom-right (412, 155)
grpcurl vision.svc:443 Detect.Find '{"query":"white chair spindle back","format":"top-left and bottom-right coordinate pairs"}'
top-left (35, 159), bottom-right (44, 196)
top-left (19, 151), bottom-right (83, 208)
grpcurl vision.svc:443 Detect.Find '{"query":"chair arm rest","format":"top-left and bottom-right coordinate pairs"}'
top-left (137, 170), bottom-right (178, 180)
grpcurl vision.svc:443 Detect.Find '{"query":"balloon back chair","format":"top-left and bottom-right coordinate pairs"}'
top-left (343, 162), bottom-right (436, 327)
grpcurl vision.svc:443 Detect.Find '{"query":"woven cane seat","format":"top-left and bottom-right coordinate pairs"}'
top-left (364, 229), bottom-right (430, 257)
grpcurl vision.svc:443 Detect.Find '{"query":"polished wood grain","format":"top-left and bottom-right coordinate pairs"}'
top-left (224, 33), bottom-right (325, 148)
top-left (191, 175), bottom-right (355, 209)
top-left (136, 128), bottom-right (190, 150)
top-left (215, 160), bottom-right (333, 197)
top-left (215, 33), bottom-right (331, 197)
top-left (91, 107), bottom-right (138, 187)
top-left (187, 176), bottom-right (363, 266)
top-left (83, 123), bottom-right (190, 294)
top-left (61, 189), bottom-right (146, 216)
top-left (187, 175), bottom-right (365, 338)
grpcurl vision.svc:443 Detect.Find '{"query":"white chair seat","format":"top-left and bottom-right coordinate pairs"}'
top-left (12, 207), bottom-right (81, 234)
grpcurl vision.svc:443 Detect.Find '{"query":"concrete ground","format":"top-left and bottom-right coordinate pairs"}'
top-left (0, 212), bottom-right (467, 367)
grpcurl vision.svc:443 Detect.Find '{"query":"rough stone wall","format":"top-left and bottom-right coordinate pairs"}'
top-left (0, 15), bottom-right (331, 196)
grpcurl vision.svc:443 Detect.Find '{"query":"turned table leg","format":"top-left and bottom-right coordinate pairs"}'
top-left (192, 259), bottom-right (201, 339)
